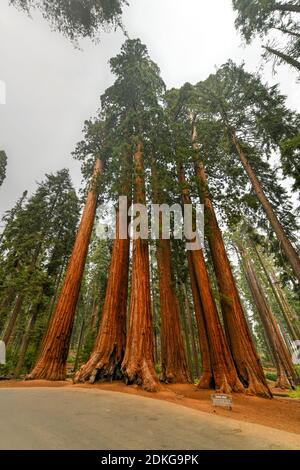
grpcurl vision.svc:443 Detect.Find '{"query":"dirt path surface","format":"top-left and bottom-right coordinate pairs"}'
top-left (1, 380), bottom-right (299, 435)
top-left (0, 386), bottom-right (299, 450)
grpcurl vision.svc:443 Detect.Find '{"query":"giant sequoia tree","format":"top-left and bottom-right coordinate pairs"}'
top-left (10, 0), bottom-right (127, 40)
top-left (198, 62), bottom-right (300, 285)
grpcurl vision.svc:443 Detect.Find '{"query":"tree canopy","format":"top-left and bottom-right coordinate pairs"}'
top-left (9, 0), bottom-right (127, 40)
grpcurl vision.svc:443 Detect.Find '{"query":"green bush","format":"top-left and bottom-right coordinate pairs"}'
top-left (265, 372), bottom-right (277, 382)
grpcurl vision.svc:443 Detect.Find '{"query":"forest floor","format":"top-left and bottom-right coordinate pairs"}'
top-left (0, 380), bottom-right (299, 435)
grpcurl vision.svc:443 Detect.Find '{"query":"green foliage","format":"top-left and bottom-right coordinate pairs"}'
top-left (0, 151), bottom-right (7, 187)
top-left (0, 169), bottom-right (80, 372)
top-left (232, 1), bottom-right (300, 73)
top-left (280, 133), bottom-right (300, 191)
top-left (10, 0), bottom-right (127, 41)
top-left (289, 387), bottom-right (300, 398)
top-left (265, 371), bottom-right (277, 381)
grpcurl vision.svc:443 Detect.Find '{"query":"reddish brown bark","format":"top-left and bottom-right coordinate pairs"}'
top-left (74, 211), bottom-right (130, 383)
top-left (28, 159), bottom-right (102, 381)
top-left (179, 163), bottom-right (244, 394)
top-left (121, 143), bottom-right (159, 391)
top-left (232, 133), bottom-right (300, 285)
top-left (157, 238), bottom-right (190, 383)
top-left (181, 282), bottom-right (200, 378)
top-left (240, 242), bottom-right (298, 389)
top-left (187, 253), bottom-right (213, 389)
top-left (254, 246), bottom-right (300, 341)
top-left (192, 128), bottom-right (271, 397)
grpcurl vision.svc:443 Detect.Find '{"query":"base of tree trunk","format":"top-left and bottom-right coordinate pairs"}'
top-left (74, 349), bottom-right (124, 384)
top-left (122, 359), bottom-right (160, 392)
top-left (197, 371), bottom-right (214, 389)
top-left (275, 374), bottom-right (293, 389)
top-left (160, 369), bottom-right (190, 384)
top-left (26, 362), bottom-right (66, 381)
top-left (245, 372), bottom-right (273, 398)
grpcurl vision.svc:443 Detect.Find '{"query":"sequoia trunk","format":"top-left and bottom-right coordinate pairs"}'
top-left (157, 238), bottom-right (190, 383)
top-left (121, 143), bottom-right (159, 391)
top-left (232, 133), bottom-right (300, 284)
top-left (192, 126), bottom-right (271, 397)
top-left (28, 159), bottom-right (102, 380)
top-left (178, 163), bottom-right (244, 393)
top-left (74, 210), bottom-right (130, 383)
top-left (239, 242), bottom-right (298, 389)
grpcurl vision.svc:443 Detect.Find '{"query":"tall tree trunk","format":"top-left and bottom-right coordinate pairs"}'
top-left (157, 238), bottom-right (190, 383)
top-left (254, 246), bottom-right (300, 341)
top-left (74, 210), bottom-right (130, 383)
top-left (231, 133), bottom-right (300, 284)
top-left (150, 255), bottom-right (159, 365)
top-left (178, 163), bottom-right (244, 393)
top-left (0, 291), bottom-right (16, 335)
top-left (2, 295), bottom-right (24, 346)
top-left (179, 283), bottom-right (195, 380)
top-left (73, 318), bottom-right (85, 374)
top-left (187, 254), bottom-right (213, 388)
top-left (121, 143), bottom-right (159, 391)
top-left (28, 159), bottom-right (102, 381)
top-left (14, 307), bottom-right (39, 376)
top-left (192, 125), bottom-right (271, 397)
top-left (183, 284), bottom-right (201, 377)
top-left (239, 241), bottom-right (298, 389)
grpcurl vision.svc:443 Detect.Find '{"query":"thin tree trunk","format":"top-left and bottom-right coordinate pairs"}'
top-left (239, 241), bottom-right (298, 389)
top-left (232, 133), bottom-right (300, 284)
top-left (74, 210), bottom-right (130, 383)
top-left (0, 291), bottom-right (16, 334)
top-left (179, 283), bottom-right (194, 380)
top-left (90, 299), bottom-right (100, 331)
top-left (192, 125), bottom-right (271, 397)
top-left (2, 295), bottom-right (24, 346)
top-left (28, 159), bottom-right (103, 381)
top-left (14, 307), bottom-right (39, 376)
top-left (264, 46), bottom-right (300, 71)
top-left (73, 318), bottom-right (85, 373)
top-left (178, 162), bottom-right (244, 393)
top-left (254, 246), bottom-right (300, 341)
top-left (181, 282), bottom-right (199, 379)
top-left (121, 143), bottom-right (159, 391)
top-left (150, 254), bottom-right (159, 365)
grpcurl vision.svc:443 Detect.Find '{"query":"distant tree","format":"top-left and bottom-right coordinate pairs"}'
top-left (0, 151), bottom-right (7, 187)
top-left (9, 0), bottom-right (127, 41)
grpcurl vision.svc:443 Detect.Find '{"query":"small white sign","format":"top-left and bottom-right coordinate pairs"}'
top-left (0, 80), bottom-right (6, 104)
top-left (211, 394), bottom-right (233, 410)
top-left (0, 341), bottom-right (6, 364)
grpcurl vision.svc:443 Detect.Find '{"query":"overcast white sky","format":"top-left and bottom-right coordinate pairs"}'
top-left (0, 0), bottom-right (299, 219)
